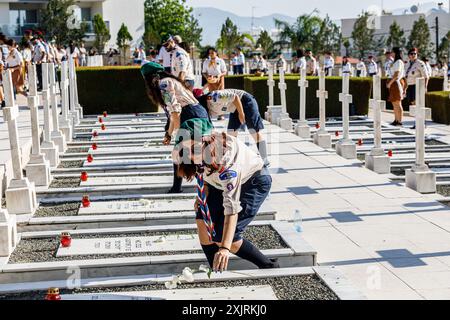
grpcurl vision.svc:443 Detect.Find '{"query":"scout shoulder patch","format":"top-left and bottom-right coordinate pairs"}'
top-left (219, 170), bottom-right (237, 181)
top-left (227, 183), bottom-right (235, 191)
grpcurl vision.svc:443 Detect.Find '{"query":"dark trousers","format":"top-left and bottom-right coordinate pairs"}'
top-left (235, 65), bottom-right (244, 75)
top-left (36, 63), bottom-right (43, 91)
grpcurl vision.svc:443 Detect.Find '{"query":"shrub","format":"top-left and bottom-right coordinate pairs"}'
top-left (244, 76), bottom-right (372, 118)
top-left (76, 66), bottom-right (158, 115)
top-left (426, 91), bottom-right (450, 125)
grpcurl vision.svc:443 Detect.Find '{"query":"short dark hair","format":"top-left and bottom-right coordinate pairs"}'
top-left (392, 47), bottom-right (403, 62)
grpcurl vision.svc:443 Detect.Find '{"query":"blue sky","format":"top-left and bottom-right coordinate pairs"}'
top-left (185, 0), bottom-right (448, 19)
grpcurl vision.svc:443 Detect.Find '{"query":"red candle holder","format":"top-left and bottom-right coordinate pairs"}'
top-left (60, 232), bottom-right (72, 248)
top-left (87, 154), bottom-right (94, 163)
top-left (315, 122), bottom-right (320, 129)
top-left (92, 143), bottom-right (98, 150)
top-left (103, 111), bottom-right (108, 117)
top-left (82, 195), bottom-right (91, 208)
top-left (80, 171), bottom-right (88, 182)
top-left (388, 150), bottom-right (393, 157)
top-left (98, 117), bottom-right (103, 123)
top-left (45, 288), bottom-right (61, 301)
top-left (101, 124), bottom-right (106, 131)
top-left (357, 138), bottom-right (363, 146)
top-left (135, 113), bottom-right (139, 116)
top-left (92, 131), bottom-right (98, 138)
top-left (335, 131), bottom-right (339, 137)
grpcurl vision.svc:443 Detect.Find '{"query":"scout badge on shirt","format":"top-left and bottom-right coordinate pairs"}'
top-left (219, 170), bottom-right (238, 181)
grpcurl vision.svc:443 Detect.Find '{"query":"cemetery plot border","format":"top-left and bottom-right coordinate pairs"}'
top-left (0, 221), bottom-right (316, 284)
top-left (0, 267), bottom-right (366, 300)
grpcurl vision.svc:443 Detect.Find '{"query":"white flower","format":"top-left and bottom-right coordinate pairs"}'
top-left (153, 236), bottom-right (166, 244)
top-left (165, 279), bottom-right (178, 290)
top-left (182, 268), bottom-right (195, 283)
top-left (139, 199), bottom-right (150, 206)
top-left (199, 264), bottom-right (210, 273)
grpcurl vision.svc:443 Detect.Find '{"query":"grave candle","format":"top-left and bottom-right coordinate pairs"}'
top-left (82, 195), bottom-right (91, 208)
top-left (388, 150), bottom-right (393, 157)
top-left (101, 124), bottom-right (106, 131)
top-left (60, 232), bottom-right (72, 247)
top-left (80, 171), bottom-right (88, 182)
top-left (87, 154), bottom-right (94, 163)
top-left (99, 117), bottom-right (103, 123)
top-left (92, 131), bottom-right (98, 138)
top-left (358, 138), bottom-right (363, 146)
top-left (45, 288), bottom-right (61, 301)
top-left (92, 143), bottom-right (98, 150)
top-left (103, 111), bottom-right (108, 118)
top-left (315, 122), bottom-right (320, 129)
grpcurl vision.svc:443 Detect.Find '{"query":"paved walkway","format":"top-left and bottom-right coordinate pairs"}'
top-left (261, 121), bottom-right (450, 300)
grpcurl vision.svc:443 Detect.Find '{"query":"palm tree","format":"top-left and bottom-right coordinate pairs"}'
top-left (275, 13), bottom-right (323, 51)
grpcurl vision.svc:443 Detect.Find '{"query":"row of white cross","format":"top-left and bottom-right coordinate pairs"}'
top-left (1, 57), bottom-right (84, 256)
top-left (265, 65), bottom-right (437, 194)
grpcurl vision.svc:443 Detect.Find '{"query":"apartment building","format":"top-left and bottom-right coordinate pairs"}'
top-left (0, 0), bottom-right (145, 50)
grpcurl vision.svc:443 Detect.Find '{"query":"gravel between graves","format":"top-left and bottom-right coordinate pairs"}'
top-left (65, 148), bottom-right (90, 154)
top-left (437, 185), bottom-right (450, 197)
top-left (8, 226), bottom-right (287, 264)
top-left (35, 202), bottom-right (80, 218)
top-left (389, 131), bottom-right (412, 136)
top-left (0, 275), bottom-right (339, 300)
top-left (58, 160), bottom-right (84, 168)
top-left (49, 177), bottom-right (81, 188)
top-left (426, 140), bottom-right (447, 146)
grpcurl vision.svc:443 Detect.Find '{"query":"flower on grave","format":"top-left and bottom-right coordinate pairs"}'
top-left (181, 267), bottom-right (195, 283)
top-left (139, 199), bottom-right (151, 206)
top-left (153, 236), bottom-right (166, 244)
top-left (143, 142), bottom-right (151, 148)
top-left (164, 276), bottom-right (180, 290)
top-left (163, 264), bottom-right (212, 289)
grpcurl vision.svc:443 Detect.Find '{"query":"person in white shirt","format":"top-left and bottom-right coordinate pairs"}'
top-left (387, 47), bottom-right (406, 126)
top-left (404, 48), bottom-right (429, 107)
top-left (162, 34), bottom-right (195, 90)
top-left (174, 129), bottom-right (278, 272)
top-left (422, 57), bottom-right (432, 77)
top-left (249, 53), bottom-right (260, 74)
top-left (275, 52), bottom-right (287, 74)
top-left (259, 55), bottom-right (268, 74)
top-left (79, 42), bottom-right (87, 66)
top-left (295, 49), bottom-right (307, 73)
top-left (305, 49), bottom-right (317, 76)
top-left (31, 37), bottom-right (47, 90)
top-left (324, 52), bottom-right (334, 76)
top-left (157, 45), bottom-right (172, 73)
top-left (5, 39), bottom-right (26, 96)
top-left (202, 47), bottom-right (227, 90)
top-left (384, 51), bottom-right (394, 78)
top-left (356, 60), bottom-right (366, 77)
top-left (367, 56), bottom-right (378, 76)
top-left (342, 56), bottom-right (353, 75)
top-left (234, 47), bottom-right (245, 74)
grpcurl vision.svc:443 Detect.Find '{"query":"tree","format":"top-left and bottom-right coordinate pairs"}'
top-left (256, 30), bottom-right (274, 55)
top-left (93, 14), bottom-right (110, 54)
top-left (351, 12), bottom-right (375, 58)
top-left (143, 0), bottom-right (202, 48)
top-left (117, 23), bottom-right (133, 65)
top-left (216, 18), bottom-right (254, 57)
top-left (408, 16), bottom-right (432, 58)
top-left (343, 38), bottom-right (352, 56)
top-left (275, 13), bottom-right (323, 51)
top-left (39, 0), bottom-right (88, 45)
top-left (438, 31), bottom-right (450, 63)
top-left (386, 21), bottom-right (406, 48)
top-left (316, 15), bottom-right (341, 54)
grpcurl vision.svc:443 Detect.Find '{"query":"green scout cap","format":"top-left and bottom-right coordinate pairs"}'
top-left (175, 118), bottom-right (213, 145)
top-left (140, 61), bottom-right (164, 76)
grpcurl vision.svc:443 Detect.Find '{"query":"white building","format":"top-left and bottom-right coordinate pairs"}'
top-left (0, 0), bottom-right (145, 50)
top-left (340, 2), bottom-right (450, 60)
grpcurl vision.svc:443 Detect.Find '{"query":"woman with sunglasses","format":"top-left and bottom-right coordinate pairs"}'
top-left (173, 125), bottom-right (279, 272)
top-left (141, 61), bottom-right (212, 193)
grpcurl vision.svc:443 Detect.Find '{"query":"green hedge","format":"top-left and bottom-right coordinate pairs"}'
top-left (76, 67), bottom-right (158, 115)
top-left (244, 76), bottom-right (372, 118)
top-left (426, 91), bottom-right (450, 124)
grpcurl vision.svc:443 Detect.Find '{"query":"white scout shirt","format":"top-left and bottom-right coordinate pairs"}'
top-left (159, 78), bottom-right (198, 114)
top-left (32, 41), bottom-right (46, 63)
top-left (306, 57), bottom-right (317, 75)
top-left (158, 46), bottom-right (172, 68)
top-left (6, 49), bottom-right (23, 68)
top-left (202, 57), bottom-right (227, 76)
top-left (391, 59), bottom-right (405, 80)
top-left (207, 89), bottom-right (247, 117)
top-left (324, 56), bottom-right (334, 69)
top-left (236, 52), bottom-right (245, 66)
top-left (171, 45), bottom-right (195, 81)
top-left (356, 61), bottom-right (366, 76)
top-left (204, 133), bottom-right (264, 216)
top-left (276, 57), bottom-right (287, 73)
top-left (342, 62), bottom-right (353, 75)
top-left (384, 58), bottom-right (394, 78)
top-left (404, 59), bottom-right (428, 85)
top-left (368, 61), bottom-right (378, 75)
top-left (295, 57), bottom-right (307, 71)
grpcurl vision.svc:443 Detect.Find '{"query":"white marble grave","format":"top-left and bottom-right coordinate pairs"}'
top-left (83, 159), bottom-right (172, 168)
top-left (92, 132), bottom-right (163, 141)
top-left (77, 199), bottom-right (194, 215)
top-left (80, 175), bottom-right (191, 187)
top-left (61, 286), bottom-right (278, 300)
top-left (56, 234), bottom-right (200, 257)
top-left (0, 209), bottom-right (17, 257)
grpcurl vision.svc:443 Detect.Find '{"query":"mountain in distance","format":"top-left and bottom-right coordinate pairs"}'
top-left (193, 7), bottom-right (296, 46)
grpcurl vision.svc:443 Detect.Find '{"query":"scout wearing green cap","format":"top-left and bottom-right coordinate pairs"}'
top-left (141, 61), bottom-right (165, 76)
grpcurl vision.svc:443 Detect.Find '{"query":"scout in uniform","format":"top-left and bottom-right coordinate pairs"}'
top-left (249, 53), bottom-right (260, 74)
top-left (356, 59), bottom-right (366, 77)
top-left (295, 49), bottom-right (307, 73)
top-left (202, 47), bottom-right (227, 90)
top-left (367, 56), bottom-right (378, 77)
top-left (384, 51), bottom-right (394, 78)
top-left (197, 88), bottom-right (268, 164)
top-left (324, 52), bottom-right (334, 76)
top-left (305, 49), bottom-right (317, 76)
top-left (404, 48), bottom-right (429, 106)
top-left (387, 47), bottom-right (406, 126)
top-left (342, 56), bottom-right (353, 75)
top-left (235, 47), bottom-right (245, 75)
top-left (162, 34), bottom-right (196, 90)
top-left (173, 128), bottom-right (279, 272)
top-left (275, 52), bottom-right (287, 74)
top-left (141, 61), bottom-right (212, 193)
